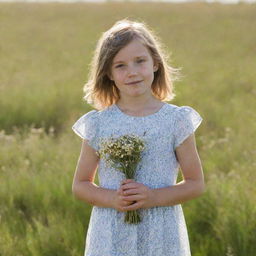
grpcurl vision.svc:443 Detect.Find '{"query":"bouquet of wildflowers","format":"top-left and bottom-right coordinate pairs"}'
top-left (97, 134), bottom-right (146, 224)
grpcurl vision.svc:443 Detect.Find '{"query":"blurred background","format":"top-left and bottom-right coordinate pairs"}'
top-left (1, 0), bottom-right (256, 4)
top-left (0, 1), bottom-right (255, 256)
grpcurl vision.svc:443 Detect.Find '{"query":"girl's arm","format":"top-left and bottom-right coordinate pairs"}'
top-left (72, 139), bottom-right (116, 208)
top-left (120, 133), bottom-right (205, 210)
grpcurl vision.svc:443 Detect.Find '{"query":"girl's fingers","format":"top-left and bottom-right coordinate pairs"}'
top-left (123, 188), bottom-right (138, 195)
top-left (121, 182), bottom-right (139, 190)
top-left (121, 179), bottom-right (134, 185)
top-left (119, 180), bottom-right (137, 196)
top-left (123, 201), bottom-right (140, 211)
top-left (123, 194), bottom-right (141, 201)
top-left (117, 187), bottom-right (122, 196)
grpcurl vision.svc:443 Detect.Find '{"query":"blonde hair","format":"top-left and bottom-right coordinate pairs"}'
top-left (83, 18), bottom-right (182, 110)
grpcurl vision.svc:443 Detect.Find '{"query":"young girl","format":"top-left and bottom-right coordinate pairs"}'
top-left (72, 19), bottom-right (204, 256)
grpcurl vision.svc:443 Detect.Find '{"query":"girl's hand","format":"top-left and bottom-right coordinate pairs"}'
top-left (119, 179), bottom-right (155, 211)
top-left (112, 180), bottom-right (136, 212)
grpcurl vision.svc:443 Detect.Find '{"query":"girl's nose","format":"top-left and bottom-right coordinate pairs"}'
top-left (127, 65), bottom-right (138, 76)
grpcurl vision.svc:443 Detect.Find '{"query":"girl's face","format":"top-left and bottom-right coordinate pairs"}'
top-left (109, 39), bottom-right (158, 99)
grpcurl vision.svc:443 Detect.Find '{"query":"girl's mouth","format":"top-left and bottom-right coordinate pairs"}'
top-left (126, 80), bottom-right (143, 85)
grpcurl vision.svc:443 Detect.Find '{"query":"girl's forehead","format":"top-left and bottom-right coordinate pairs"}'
top-left (113, 40), bottom-right (151, 62)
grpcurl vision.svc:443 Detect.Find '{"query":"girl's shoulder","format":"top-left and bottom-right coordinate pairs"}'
top-left (72, 109), bottom-right (101, 150)
top-left (167, 103), bottom-right (197, 112)
top-left (169, 104), bottom-right (203, 150)
top-left (74, 105), bottom-right (114, 124)
top-left (73, 109), bottom-right (98, 125)
top-left (166, 103), bottom-right (202, 119)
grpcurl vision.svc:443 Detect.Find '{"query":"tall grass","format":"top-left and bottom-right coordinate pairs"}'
top-left (0, 2), bottom-right (255, 255)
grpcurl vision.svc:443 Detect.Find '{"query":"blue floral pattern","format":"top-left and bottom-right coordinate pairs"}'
top-left (72, 102), bottom-right (203, 256)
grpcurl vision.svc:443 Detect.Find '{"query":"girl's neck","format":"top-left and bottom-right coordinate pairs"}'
top-left (116, 97), bottom-right (163, 114)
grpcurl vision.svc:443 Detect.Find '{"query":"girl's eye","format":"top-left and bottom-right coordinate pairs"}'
top-left (115, 59), bottom-right (145, 69)
top-left (115, 64), bottom-right (124, 68)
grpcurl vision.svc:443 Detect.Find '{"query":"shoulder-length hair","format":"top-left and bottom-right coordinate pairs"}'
top-left (83, 18), bottom-right (182, 110)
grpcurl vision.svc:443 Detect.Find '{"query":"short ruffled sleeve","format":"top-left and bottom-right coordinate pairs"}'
top-left (173, 106), bottom-right (203, 150)
top-left (72, 110), bottom-right (99, 151)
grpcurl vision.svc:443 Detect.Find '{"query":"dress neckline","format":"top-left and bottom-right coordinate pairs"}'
top-left (113, 102), bottom-right (168, 119)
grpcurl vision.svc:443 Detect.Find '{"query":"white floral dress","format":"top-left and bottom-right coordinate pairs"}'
top-left (72, 102), bottom-right (203, 256)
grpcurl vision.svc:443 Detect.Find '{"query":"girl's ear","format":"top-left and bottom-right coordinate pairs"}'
top-left (153, 62), bottom-right (159, 72)
top-left (107, 71), bottom-right (113, 81)
top-left (107, 75), bottom-right (112, 81)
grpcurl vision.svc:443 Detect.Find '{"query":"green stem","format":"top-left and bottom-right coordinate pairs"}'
top-left (124, 210), bottom-right (141, 224)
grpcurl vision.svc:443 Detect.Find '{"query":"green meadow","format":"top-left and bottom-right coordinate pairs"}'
top-left (0, 2), bottom-right (255, 255)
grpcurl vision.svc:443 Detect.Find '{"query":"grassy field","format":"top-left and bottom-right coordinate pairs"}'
top-left (0, 2), bottom-right (256, 256)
